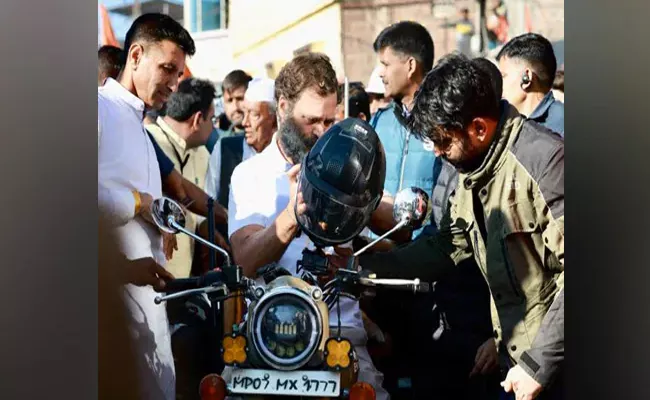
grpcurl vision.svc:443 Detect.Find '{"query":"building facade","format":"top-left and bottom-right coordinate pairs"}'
top-left (183, 0), bottom-right (234, 82)
top-left (227, 0), bottom-right (563, 85)
top-left (109, 0), bottom-right (563, 86)
top-left (228, 0), bottom-right (345, 79)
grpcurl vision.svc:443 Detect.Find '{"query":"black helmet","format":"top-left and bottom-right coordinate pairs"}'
top-left (296, 117), bottom-right (386, 247)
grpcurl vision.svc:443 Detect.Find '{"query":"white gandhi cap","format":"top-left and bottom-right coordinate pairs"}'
top-left (366, 66), bottom-right (385, 95)
top-left (244, 77), bottom-right (276, 106)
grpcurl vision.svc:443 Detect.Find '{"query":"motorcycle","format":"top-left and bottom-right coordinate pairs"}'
top-left (150, 187), bottom-right (430, 400)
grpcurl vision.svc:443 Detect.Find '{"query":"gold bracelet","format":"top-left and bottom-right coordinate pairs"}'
top-left (132, 190), bottom-right (142, 214)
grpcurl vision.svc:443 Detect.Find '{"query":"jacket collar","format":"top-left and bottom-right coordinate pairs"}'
top-left (528, 91), bottom-right (557, 121)
top-left (461, 101), bottom-right (524, 190)
top-left (389, 99), bottom-right (412, 128)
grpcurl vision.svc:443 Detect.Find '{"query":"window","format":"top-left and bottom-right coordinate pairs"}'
top-left (189, 0), bottom-right (222, 32)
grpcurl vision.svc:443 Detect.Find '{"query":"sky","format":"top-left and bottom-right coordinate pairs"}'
top-left (98, 0), bottom-right (184, 44)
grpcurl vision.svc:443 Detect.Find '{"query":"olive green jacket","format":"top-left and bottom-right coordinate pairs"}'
top-left (360, 104), bottom-right (564, 388)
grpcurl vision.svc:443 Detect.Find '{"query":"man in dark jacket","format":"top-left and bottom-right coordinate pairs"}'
top-left (497, 33), bottom-right (564, 136)
top-left (337, 53), bottom-right (565, 399)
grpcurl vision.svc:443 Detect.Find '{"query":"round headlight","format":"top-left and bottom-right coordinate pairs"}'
top-left (252, 288), bottom-right (323, 371)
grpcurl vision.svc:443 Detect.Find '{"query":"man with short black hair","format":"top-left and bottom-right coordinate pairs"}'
top-left (98, 13), bottom-right (195, 400)
top-left (415, 53), bottom-right (506, 400)
top-left (205, 69), bottom-right (253, 152)
top-left (346, 53), bottom-right (565, 400)
top-left (371, 21), bottom-right (437, 232)
top-left (473, 57), bottom-right (503, 100)
top-left (497, 33), bottom-right (564, 136)
top-left (98, 45), bottom-right (124, 85)
top-left (368, 21), bottom-right (442, 396)
top-left (146, 77), bottom-right (224, 278)
top-left (97, 44), bottom-right (227, 251)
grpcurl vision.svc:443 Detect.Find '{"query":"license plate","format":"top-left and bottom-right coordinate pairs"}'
top-left (228, 368), bottom-right (341, 397)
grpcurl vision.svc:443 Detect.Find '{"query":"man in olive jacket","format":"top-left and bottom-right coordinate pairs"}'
top-left (344, 54), bottom-right (564, 399)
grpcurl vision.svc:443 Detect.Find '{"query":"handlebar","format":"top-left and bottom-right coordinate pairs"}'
top-left (359, 277), bottom-right (431, 293)
top-left (163, 270), bottom-right (226, 293)
top-left (334, 268), bottom-right (430, 294)
top-left (154, 266), bottom-right (245, 305)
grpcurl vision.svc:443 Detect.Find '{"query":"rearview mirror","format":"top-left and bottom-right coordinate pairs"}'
top-left (151, 197), bottom-right (187, 234)
top-left (392, 187), bottom-right (429, 228)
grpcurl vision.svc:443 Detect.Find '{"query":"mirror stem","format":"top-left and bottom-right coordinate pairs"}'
top-left (353, 219), bottom-right (409, 257)
top-left (168, 217), bottom-right (232, 266)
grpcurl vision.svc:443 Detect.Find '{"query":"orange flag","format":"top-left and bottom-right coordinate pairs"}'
top-left (99, 4), bottom-right (119, 47)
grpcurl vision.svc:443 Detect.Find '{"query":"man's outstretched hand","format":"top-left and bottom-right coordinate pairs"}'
top-left (123, 257), bottom-right (175, 292)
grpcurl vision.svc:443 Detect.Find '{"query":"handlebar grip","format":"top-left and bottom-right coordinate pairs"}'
top-left (200, 270), bottom-right (226, 286)
top-left (162, 270), bottom-right (227, 293)
top-left (163, 276), bottom-right (202, 293)
top-left (377, 282), bottom-right (430, 293)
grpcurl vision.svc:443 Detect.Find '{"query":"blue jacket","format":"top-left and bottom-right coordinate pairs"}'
top-left (529, 91), bottom-right (564, 137)
top-left (370, 101), bottom-right (438, 237)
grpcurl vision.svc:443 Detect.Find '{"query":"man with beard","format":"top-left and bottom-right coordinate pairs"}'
top-left (368, 22), bottom-right (499, 399)
top-left (98, 13), bottom-right (195, 400)
top-left (337, 54), bottom-right (565, 400)
top-left (226, 53), bottom-right (389, 399)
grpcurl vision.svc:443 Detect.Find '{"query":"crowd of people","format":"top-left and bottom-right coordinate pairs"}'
top-left (98, 11), bottom-right (564, 400)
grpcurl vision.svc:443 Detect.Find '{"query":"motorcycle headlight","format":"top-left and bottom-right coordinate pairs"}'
top-left (251, 288), bottom-right (323, 371)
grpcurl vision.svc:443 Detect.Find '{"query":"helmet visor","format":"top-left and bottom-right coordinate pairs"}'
top-left (296, 169), bottom-right (376, 247)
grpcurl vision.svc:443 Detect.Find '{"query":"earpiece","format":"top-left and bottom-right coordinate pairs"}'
top-left (521, 72), bottom-right (531, 85)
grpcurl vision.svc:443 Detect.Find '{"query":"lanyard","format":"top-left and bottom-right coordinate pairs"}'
top-left (162, 131), bottom-right (190, 174)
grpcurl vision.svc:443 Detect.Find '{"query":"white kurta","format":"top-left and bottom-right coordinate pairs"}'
top-left (98, 78), bottom-right (175, 400)
top-left (204, 135), bottom-right (258, 200)
top-left (227, 135), bottom-right (364, 330)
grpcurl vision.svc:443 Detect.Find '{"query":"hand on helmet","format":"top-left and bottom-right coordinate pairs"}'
top-left (286, 164), bottom-right (307, 224)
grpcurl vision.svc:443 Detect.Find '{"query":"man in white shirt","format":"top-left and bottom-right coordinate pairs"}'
top-left (204, 78), bottom-right (277, 209)
top-left (98, 13), bottom-right (195, 400)
top-left (227, 53), bottom-right (389, 399)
